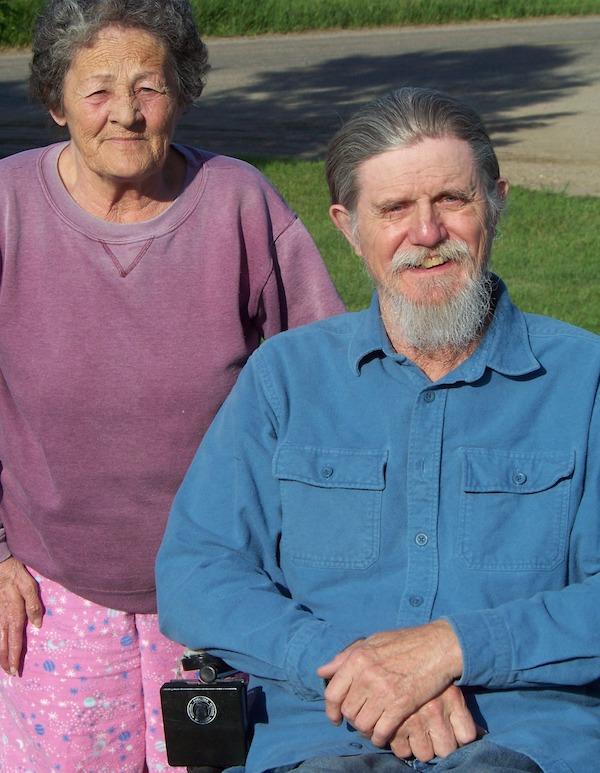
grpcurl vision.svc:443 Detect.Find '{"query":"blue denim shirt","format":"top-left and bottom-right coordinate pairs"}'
top-left (157, 280), bottom-right (600, 773)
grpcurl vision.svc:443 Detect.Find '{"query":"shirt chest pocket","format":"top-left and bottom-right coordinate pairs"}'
top-left (273, 445), bottom-right (387, 569)
top-left (458, 448), bottom-right (575, 571)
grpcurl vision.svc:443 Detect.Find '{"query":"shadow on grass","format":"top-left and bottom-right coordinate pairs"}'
top-left (174, 43), bottom-right (587, 157)
top-left (0, 41), bottom-right (589, 158)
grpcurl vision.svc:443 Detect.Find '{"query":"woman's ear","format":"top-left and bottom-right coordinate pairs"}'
top-left (49, 108), bottom-right (67, 128)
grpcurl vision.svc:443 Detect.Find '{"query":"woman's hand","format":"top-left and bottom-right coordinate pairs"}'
top-left (0, 558), bottom-right (43, 675)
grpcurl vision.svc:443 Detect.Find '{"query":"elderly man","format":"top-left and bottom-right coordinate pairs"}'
top-left (156, 88), bottom-right (600, 773)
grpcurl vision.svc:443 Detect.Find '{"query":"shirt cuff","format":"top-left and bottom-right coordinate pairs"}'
top-left (444, 609), bottom-right (513, 687)
top-left (285, 621), bottom-right (364, 701)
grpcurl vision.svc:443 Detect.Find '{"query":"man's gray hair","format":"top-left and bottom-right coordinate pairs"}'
top-left (326, 87), bottom-right (504, 222)
top-left (30, 0), bottom-right (209, 111)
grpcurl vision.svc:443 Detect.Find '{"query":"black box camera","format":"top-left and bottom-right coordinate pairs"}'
top-left (160, 652), bottom-right (249, 768)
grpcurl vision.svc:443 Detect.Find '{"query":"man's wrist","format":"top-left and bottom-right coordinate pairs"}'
top-left (431, 619), bottom-right (464, 681)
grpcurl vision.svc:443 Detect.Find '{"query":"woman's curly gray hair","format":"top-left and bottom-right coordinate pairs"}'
top-left (30, 0), bottom-right (209, 111)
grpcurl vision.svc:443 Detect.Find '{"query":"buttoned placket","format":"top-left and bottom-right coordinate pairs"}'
top-left (397, 384), bottom-right (447, 626)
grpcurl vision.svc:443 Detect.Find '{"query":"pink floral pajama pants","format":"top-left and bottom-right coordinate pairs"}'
top-left (0, 569), bottom-right (188, 772)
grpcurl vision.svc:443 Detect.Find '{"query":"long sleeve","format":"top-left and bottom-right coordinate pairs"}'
top-left (156, 348), bottom-right (359, 700)
top-left (449, 388), bottom-right (600, 690)
top-left (257, 216), bottom-right (345, 337)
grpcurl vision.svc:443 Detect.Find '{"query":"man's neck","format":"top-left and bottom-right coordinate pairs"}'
top-left (385, 330), bottom-right (480, 382)
top-left (379, 282), bottom-right (496, 382)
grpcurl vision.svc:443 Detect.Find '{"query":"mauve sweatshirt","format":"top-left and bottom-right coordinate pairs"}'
top-left (0, 143), bottom-right (344, 612)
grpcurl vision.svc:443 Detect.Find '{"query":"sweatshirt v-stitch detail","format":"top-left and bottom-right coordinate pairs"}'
top-left (101, 238), bottom-right (155, 277)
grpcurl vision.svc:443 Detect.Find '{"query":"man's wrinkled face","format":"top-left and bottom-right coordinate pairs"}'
top-left (331, 136), bottom-right (504, 309)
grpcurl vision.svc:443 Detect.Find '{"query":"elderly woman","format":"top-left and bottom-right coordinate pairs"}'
top-left (0, 0), bottom-right (343, 770)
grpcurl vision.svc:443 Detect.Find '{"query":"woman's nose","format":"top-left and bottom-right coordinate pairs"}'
top-left (108, 93), bottom-right (143, 128)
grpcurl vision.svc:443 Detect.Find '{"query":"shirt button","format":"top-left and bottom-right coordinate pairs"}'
top-left (512, 471), bottom-right (527, 485)
top-left (415, 533), bottom-right (429, 546)
top-left (409, 595), bottom-right (424, 607)
top-left (349, 742), bottom-right (363, 749)
top-left (320, 465), bottom-right (334, 478)
top-left (423, 391), bottom-right (435, 403)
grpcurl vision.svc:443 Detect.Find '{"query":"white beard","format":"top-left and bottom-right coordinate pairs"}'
top-left (377, 240), bottom-right (493, 354)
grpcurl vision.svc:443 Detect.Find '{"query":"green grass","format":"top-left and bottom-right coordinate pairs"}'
top-left (1, 0), bottom-right (599, 47)
top-left (194, 0), bottom-right (600, 37)
top-left (252, 158), bottom-right (600, 334)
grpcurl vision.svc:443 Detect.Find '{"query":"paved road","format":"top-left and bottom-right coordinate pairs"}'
top-left (1, 16), bottom-right (599, 195)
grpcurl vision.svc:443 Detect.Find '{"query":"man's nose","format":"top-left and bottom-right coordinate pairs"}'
top-left (407, 202), bottom-right (448, 247)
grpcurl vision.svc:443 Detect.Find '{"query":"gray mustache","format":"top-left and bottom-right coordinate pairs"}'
top-left (390, 240), bottom-right (472, 274)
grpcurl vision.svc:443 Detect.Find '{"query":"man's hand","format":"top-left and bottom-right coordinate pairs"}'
top-left (389, 685), bottom-right (478, 762)
top-left (317, 621), bottom-right (463, 748)
top-left (0, 558), bottom-right (43, 676)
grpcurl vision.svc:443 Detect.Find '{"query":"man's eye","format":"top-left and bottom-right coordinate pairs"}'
top-left (439, 195), bottom-right (468, 207)
top-left (384, 203), bottom-right (408, 215)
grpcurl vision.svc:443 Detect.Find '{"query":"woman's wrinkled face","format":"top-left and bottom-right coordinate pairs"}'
top-left (51, 25), bottom-right (183, 184)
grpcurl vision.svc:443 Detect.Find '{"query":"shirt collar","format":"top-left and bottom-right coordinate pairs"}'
top-left (348, 276), bottom-right (541, 382)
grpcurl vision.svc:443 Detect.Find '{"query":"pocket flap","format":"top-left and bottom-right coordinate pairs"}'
top-left (463, 448), bottom-right (575, 494)
top-left (274, 444), bottom-right (387, 490)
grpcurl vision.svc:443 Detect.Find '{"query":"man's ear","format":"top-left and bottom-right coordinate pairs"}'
top-left (329, 204), bottom-right (362, 257)
top-left (49, 108), bottom-right (67, 128)
top-left (489, 177), bottom-right (509, 233)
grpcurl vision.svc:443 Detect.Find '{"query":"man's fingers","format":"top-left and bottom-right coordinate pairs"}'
top-left (425, 713), bottom-right (459, 759)
top-left (386, 685), bottom-right (477, 762)
top-left (317, 653), bottom-right (344, 680)
top-left (344, 697), bottom-right (385, 741)
top-left (390, 731), bottom-right (412, 759)
top-left (389, 716), bottom-right (437, 762)
top-left (323, 670), bottom-right (353, 724)
top-left (317, 639), bottom-right (364, 680)
top-left (407, 730), bottom-right (436, 763)
top-left (434, 683), bottom-right (477, 748)
top-left (449, 704), bottom-right (478, 746)
top-left (370, 709), bottom-right (411, 748)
